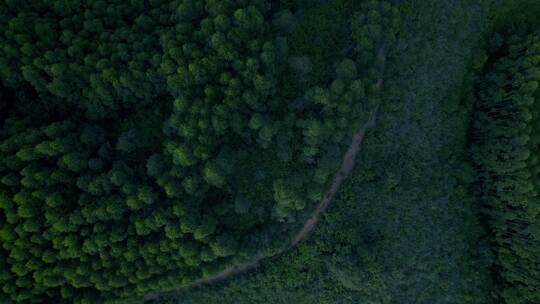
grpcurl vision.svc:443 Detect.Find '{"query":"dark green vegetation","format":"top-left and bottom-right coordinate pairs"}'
top-left (0, 0), bottom-right (399, 303)
top-left (1, 0), bottom-right (540, 304)
top-left (471, 22), bottom-right (540, 304)
top-left (154, 1), bottom-right (497, 303)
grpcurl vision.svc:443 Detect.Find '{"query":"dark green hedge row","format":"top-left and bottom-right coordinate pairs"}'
top-left (471, 30), bottom-right (540, 304)
top-left (0, 0), bottom-right (398, 303)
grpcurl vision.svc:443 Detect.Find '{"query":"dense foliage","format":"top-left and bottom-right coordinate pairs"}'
top-left (0, 0), bottom-right (398, 303)
top-left (471, 29), bottom-right (540, 304)
top-left (2, 0), bottom-right (540, 303)
top-left (155, 1), bottom-right (497, 303)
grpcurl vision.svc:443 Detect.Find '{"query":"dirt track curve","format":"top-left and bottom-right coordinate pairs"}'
top-left (143, 50), bottom-right (386, 303)
top-left (143, 109), bottom-right (378, 303)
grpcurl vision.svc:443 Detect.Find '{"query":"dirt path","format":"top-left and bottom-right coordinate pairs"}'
top-left (292, 109), bottom-right (377, 246)
top-left (291, 78), bottom-right (382, 246)
top-left (142, 109), bottom-right (378, 303)
top-left (143, 50), bottom-right (386, 303)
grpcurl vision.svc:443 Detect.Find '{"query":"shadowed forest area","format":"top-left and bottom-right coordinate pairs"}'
top-left (0, 0), bottom-right (539, 303)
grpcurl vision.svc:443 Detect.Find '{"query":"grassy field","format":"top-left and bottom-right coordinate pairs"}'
top-left (152, 0), bottom-right (502, 303)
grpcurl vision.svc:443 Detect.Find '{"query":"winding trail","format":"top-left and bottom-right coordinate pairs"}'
top-left (292, 109), bottom-right (377, 246)
top-left (143, 109), bottom-right (378, 303)
top-left (143, 49), bottom-right (385, 303)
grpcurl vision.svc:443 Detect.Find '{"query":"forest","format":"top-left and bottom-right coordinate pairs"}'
top-left (0, 0), bottom-right (539, 303)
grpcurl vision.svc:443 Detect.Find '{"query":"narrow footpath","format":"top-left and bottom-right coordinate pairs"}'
top-left (143, 109), bottom-right (378, 303)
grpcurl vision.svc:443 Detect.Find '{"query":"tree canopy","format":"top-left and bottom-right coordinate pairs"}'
top-left (0, 0), bottom-right (398, 302)
top-left (471, 29), bottom-right (540, 304)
